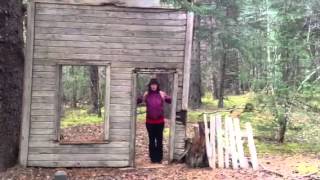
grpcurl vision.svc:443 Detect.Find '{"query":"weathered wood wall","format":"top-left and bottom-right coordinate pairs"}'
top-left (25, 2), bottom-right (189, 167)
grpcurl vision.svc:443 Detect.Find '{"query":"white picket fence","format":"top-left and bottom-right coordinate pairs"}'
top-left (203, 114), bottom-right (259, 170)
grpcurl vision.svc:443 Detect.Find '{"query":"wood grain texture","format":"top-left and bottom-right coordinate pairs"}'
top-left (35, 14), bottom-right (187, 26)
top-left (246, 122), bottom-right (259, 170)
top-left (182, 12), bottom-right (194, 110)
top-left (34, 0), bottom-right (174, 9)
top-left (19, 1), bottom-right (35, 166)
top-left (28, 160), bottom-right (129, 167)
top-left (104, 65), bottom-right (111, 140)
top-left (35, 27), bottom-right (186, 39)
top-left (129, 73), bottom-right (137, 167)
top-left (26, 2), bottom-right (189, 167)
top-left (35, 6), bottom-right (183, 19)
top-left (169, 72), bottom-right (178, 161)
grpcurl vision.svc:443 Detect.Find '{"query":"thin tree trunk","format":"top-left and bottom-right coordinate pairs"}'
top-left (89, 66), bottom-right (100, 115)
top-left (0, 0), bottom-right (24, 170)
top-left (189, 15), bottom-right (202, 109)
top-left (218, 43), bottom-right (227, 108)
top-left (278, 107), bottom-right (289, 143)
top-left (70, 66), bottom-right (77, 108)
top-left (156, 74), bottom-right (172, 117)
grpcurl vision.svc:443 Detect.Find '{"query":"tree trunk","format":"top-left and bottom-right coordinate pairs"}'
top-left (0, 0), bottom-right (24, 170)
top-left (278, 107), bottom-right (289, 143)
top-left (189, 15), bottom-right (202, 109)
top-left (218, 44), bottom-right (227, 108)
top-left (185, 122), bottom-right (208, 167)
top-left (156, 74), bottom-right (172, 117)
top-left (70, 66), bottom-right (77, 108)
top-left (89, 66), bottom-right (100, 115)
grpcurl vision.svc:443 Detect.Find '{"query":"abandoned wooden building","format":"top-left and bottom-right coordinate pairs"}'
top-left (20, 0), bottom-right (194, 167)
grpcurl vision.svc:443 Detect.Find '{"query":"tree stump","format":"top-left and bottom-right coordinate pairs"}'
top-left (185, 122), bottom-right (208, 167)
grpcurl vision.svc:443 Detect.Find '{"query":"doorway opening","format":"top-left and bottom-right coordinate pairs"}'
top-left (132, 69), bottom-right (178, 167)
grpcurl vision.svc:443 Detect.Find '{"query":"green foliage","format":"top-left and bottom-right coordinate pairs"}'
top-left (61, 108), bottom-right (104, 128)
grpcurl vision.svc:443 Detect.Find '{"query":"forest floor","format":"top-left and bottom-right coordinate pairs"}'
top-left (1, 121), bottom-right (319, 179)
top-left (1, 94), bottom-right (320, 179)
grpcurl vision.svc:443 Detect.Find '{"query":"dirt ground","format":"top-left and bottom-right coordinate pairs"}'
top-left (0, 122), bottom-right (319, 180)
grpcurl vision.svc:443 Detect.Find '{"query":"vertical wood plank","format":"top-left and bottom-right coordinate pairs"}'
top-left (104, 65), bottom-right (111, 140)
top-left (246, 122), bottom-right (259, 170)
top-left (209, 114), bottom-right (216, 169)
top-left (19, 0), bottom-right (35, 167)
top-left (234, 118), bottom-right (248, 169)
top-left (203, 114), bottom-right (212, 168)
top-left (227, 117), bottom-right (238, 169)
top-left (216, 115), bottom-right (224, 168)
top-left (182, 12), bottom-right (194, 110)
top-left (224, 117), bottom-right (230, 168)
top-left (169, 72), bottom-right (178, 162)
top-left (129, 72), bottom-right (137, 167)
top-left (55, 65), bottom-right (62, 141)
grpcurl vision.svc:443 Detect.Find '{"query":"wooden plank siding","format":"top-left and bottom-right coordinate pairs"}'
top-left (24, 2), bottom-right (189, 167)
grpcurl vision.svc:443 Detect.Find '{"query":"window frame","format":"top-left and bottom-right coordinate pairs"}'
top-left (55, 63), bottom-right (111, 144)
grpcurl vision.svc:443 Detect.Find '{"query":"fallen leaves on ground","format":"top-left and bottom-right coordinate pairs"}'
top-left (0, 122), bottom-right (319, 180)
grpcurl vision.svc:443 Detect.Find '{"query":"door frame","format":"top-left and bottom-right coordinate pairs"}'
top-left (130, 68), bottom-right (179, 167)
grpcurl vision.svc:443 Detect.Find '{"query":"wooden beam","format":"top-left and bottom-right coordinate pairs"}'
top-left (182, 12), bottom-right (194, 110)
top-left (129, 72), bottom-right (137, 167)
top-left (234, 118), bottom-right (248, 168)
top-left (209, 114), bottom-right (216, 169)
top-left (104, 65), bottom-right (111, 140)
top-left (246, 122), bottom-right (259, 170)
top-left (19, 0), bottom-right (35, 167)
top-left (227, 117), bottom-right (238, 169)
top-left (34, 0), bottom-right (175, 9)
top-left (169, 72), bottom-right (179, 162)
top-left (216, 115), bottom-right (224, 168)
top-left (55, 65), bottom-right (62, 141)
top-left (224, 117), bottom-right (230, 168)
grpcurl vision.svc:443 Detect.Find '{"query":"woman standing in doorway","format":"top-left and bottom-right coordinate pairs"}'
top-left (137, 78), bottom-right (172, 163)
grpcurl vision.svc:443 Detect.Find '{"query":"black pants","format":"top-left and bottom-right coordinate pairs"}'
top-left (146, 123), bottom-right (164, 163)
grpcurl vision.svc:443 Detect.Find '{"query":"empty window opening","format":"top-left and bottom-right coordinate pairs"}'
top-left (59, 65), bottom-right (108, 144)
top-left (135, 73), bottom-right (174, 167)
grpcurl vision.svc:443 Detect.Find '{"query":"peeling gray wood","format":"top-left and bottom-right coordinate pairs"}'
top-left (20, 1), bottom-right (35, 166)
top-left (182, 12), bottom-right (194, 110)
top-left (34, 40), bottom-right (185, 52)
top-left (36, 3), bottom-right (178, 13)
top-left (35, 47), bottom-right (184, 57)
top-left (28, 154), bottom-right (129, 161)
top-left (35, 21), bottom-right (186, 32)
top-left (35, 34), bottom-right (185, 45)
top-left (35, 27), bottom-right (186, 39)
top-left (28, 160), bottom-right (129, 167)
top-left (169, 72), bottom-right (179, 162)
top-left (28, 141), bottom-right (129, 148)
top-left (104, 65), bottom-right (111, 140)
top-left (34, 0), bottom-right (169, 9)
top-left (29, 147), bottom-right (130, 154)
top-left (129, 72), bottom-right (137, 167)
top-left (37, 4), bottom-right (181, 17)
top-left (35, 14), bottom-right (187, 26)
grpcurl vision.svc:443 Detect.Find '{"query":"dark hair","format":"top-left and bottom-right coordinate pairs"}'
top-left (148, 78), bottom-right (160, 92)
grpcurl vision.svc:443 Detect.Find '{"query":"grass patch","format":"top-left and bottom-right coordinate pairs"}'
top-left (202, 92), bottom-right (254, 109)
top-left (255, 140), bottom-right (320, 155)
top-left (61, 108), bottom-right (104, 128)
top-left (190, 92), bottom-right (320, 155)
top-left (137, 106), bottom-right (146, 122)
top-left (295, 163), bottom-right (319, 175)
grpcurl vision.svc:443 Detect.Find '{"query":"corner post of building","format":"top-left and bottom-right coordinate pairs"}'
top-left (19, 0), bottom-right (36, 167)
